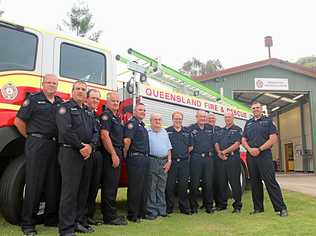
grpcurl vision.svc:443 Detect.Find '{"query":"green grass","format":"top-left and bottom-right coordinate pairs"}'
top-left (1, 189), bottom-right (316, 236)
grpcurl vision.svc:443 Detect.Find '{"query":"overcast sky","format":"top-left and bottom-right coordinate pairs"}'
top-left (2, 0), bottom-right (316, 70)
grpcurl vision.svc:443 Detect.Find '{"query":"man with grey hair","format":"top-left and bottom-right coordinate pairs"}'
top-left (145, 113), bottom-right (172, 220)
top-left (15, 74), bottom-right (62, 236)
top-left (215, 111), bottom-right (243, 213)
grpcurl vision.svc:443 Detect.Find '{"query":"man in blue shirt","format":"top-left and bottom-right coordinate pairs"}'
top-left (146, 113), bottom-right (172, 219)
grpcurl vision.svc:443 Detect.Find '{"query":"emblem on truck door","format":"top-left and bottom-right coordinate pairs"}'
top-left (1, 82), bottom-right (18, 100)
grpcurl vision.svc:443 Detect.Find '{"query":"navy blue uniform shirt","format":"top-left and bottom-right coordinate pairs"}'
top-left (242, 116), bottom-right (277, 148)
top-left (99, 108), bottom-right (124, 149)
top-left (189, 123), bottom-right (215, 154)
top-left (17, 91), bottom-right (63, 137)
top-left (216, 124), bottom-right (242, 150)
top-left (124, 116), bottom-right (149, 154)
top-left (56, 99), bottom-right (99, 150)
top-left (166, 126), bottom-right (192, 159)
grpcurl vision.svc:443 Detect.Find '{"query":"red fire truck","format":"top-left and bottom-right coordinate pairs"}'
top-left (0, 19), bottom-right (251, 225)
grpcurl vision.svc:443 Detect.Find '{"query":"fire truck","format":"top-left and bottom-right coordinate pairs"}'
top-left (0, 19), bottom-right (251, 225)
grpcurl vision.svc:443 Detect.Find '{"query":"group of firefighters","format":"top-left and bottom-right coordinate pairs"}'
top-left (14, 74), bottom-right (288, 236)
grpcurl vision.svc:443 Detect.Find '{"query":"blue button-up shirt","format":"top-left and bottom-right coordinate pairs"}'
top-left (147, 128), bottom-right (172, 158)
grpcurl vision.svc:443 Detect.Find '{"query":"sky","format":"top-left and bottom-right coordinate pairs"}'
top-left (1, 0), bottom-right (316, 71)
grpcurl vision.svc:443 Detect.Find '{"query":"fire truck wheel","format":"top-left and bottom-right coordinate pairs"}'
top-left (0, 155), bottom-right (25, 225)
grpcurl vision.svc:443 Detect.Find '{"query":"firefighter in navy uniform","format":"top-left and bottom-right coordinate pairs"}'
top-left (206, 112), bottom-right (222, 210)
top-left (123, 103), bottom-right (150, 223)
top-left (215, 111), bottom-right (243, 213)
top-left (189, 110), bottom-right (215, 214)
top-left (99, 92), bottom-right (127, 225)
top-left (85, 89), bottom-right (103, 225)
top-left (56, 81), bottom-right (99, 236)
top-left (242, 101), bottom-right (288, 217)
top-left (14, 74), bottom-right (62, 236)
top-left (165, 111), bottom-right (192, 215)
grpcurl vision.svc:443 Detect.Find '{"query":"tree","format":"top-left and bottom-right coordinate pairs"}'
top-left (180, 58), bottom-right (223, 77)
top-left (296, 56), bottom-right (316, 68)
top-left (57, 1), bottom-right (102, 42)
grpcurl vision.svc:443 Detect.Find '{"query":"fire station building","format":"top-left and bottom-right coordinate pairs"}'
top-left (195, 58), bottom-right (316, 173)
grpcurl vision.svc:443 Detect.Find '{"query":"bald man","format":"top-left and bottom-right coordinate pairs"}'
top-left (99, 92), bottom-right (127, 225)
top-left (215, 111), bottom-right (243, 213)
top-left (189, 110), bottom-right (216, 214)
top-left (15, 74), bottom-right (63, 236)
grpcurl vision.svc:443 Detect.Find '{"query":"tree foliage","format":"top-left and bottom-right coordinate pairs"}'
top-left (180, 57), bottom-right (223, 77)
top-left (296, 56), bottom-right (316, 68)
top-left (57, 1), bottom-right (102, 42)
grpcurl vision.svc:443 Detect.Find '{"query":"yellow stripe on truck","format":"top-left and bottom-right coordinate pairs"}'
top-left (0, 74), bottom-right (110, 99)
top-left (0, 103), bottom-right (20, 111)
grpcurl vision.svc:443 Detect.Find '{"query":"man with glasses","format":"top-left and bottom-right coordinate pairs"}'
top-left (56, 81), bottom-right (99, 236)
top-left (85, 89), bottom-right (103, 225)
top-left (165, 111), bottom-right (192, 215)
top-left (242, 101), bottom-right (288, 217)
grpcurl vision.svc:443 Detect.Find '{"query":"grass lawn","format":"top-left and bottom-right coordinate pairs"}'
top-left (1, 188), bottom-right (316, 236)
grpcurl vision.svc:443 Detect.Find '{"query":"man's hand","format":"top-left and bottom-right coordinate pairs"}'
top-left (111, 152), bottom-right (120, 168)
top-left (217, 151), bottom-right (228, 161)
top-left (249, 147), bottom-right (260, 157)
top-left (80, 143), bottom-right (92, 160)
top-left (164, 160), bottom-right (172, 173)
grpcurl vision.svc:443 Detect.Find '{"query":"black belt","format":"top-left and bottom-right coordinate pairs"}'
top-left (173, 157), bottom-right (189, 162)
top-left (149, 154), bottom-right (167, 160)
top-left (193, 151), bottom-right (213, 158)
top-left (30, 133), bottom-right (56, 141)
top-left (129, 151), bottom-right (147, 157)
top-left (60, 144), bottom-right (74, 148)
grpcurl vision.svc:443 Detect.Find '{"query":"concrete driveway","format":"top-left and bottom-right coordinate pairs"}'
top-left (276, 173), bottom-right (316, 197)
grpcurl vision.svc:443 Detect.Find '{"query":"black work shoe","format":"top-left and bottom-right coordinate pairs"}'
top-left (206, 208), bottom-right (215, 214)
top-left (87, 217), bottom-right (97, 225)
top-left (62, 233), bottom-right (76, 236)
top-left (250, 209), bottom-right (264, 215)
top-left (22, 228), bottom-right (37, 236)
top-left (180, 210), bottom-right (192, 215)
top-left (215, 207), bottom-right (227, 211)
top-left (167, 209), bottom-right (173, 214)
top-left (75, 223), bottom-right (94, 233)
top-left (191, 208), bottom-right (198, 214)
top-left (160, 213), bottom-right (168, 217)
top-left (104, 216), bottom-right (128, 225)
top-left (232, 209), bottom-right (241, 214)
top-left (144, 214), bottom-right (157, 220)
top-left (127, 216), bottom-right (140, 223)
top-left (279, 209), bottom-right (288, 217)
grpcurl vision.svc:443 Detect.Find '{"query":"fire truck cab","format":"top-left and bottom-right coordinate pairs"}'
top-left (0, 19), bottom-right (117, 225)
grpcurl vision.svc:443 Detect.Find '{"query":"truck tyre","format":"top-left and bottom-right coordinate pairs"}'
top-left (0, 155), bottom-right (25, 225)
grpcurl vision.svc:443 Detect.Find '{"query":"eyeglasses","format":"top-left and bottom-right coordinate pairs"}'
top-left (74, 87), bottom-right (87, 91)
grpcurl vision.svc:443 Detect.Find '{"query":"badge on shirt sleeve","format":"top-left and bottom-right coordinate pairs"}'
top-left (58, 106), bottom-right (67, 115)
top-left (22, 99), bottom-right (30, 107)
top-left (127, 123), bottom-right (134, 129)
top-left (101, 114), bottom-right (108, 121)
